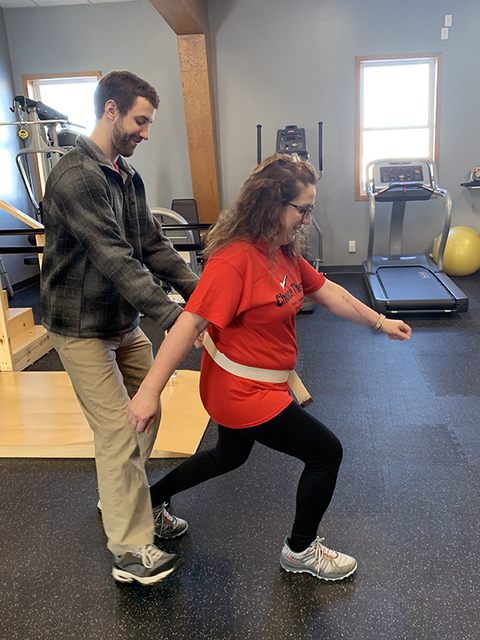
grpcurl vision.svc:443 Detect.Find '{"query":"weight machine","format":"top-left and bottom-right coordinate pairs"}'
top-left (0, 95), bottom-right (83, 220)
top-left (0, 97), bottom-right (82, 294)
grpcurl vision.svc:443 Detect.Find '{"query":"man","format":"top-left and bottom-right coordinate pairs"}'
top-left (41, 71), bottom-right (198, 585)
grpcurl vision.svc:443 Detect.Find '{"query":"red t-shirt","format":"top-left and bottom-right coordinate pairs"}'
top-left (185, 240), bottom-right (326, 428)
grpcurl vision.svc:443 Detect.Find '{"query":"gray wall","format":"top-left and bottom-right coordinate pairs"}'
top-left (4, 1), bottom-right (192, 212)
top-left (208, 0), bottom-right (480, 264)
top-left (0, 7), bottom-right (39, 286)
top-left (4, 0), bottom-right (480, 266)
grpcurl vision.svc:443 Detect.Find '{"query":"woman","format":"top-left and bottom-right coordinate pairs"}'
top-left (127, 153), bottom-right (411, 581)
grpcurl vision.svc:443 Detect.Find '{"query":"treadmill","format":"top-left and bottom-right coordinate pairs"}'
top-left (362, 158), bottom-right (468, 314)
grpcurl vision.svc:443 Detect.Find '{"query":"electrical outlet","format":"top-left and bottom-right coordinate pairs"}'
top-left (441, 27), bottom-right (449, 39)
top-left (445, 14), bottom-right (452, 27)
top-left (349, 240), bottom-right (356, 253)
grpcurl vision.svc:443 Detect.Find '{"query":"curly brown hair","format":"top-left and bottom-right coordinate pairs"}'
top-left (204, 153), bottom-right (319, 263)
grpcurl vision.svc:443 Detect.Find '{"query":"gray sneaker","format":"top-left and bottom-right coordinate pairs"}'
top-left (112, 543), bottom-right (182, 585)
top-left (280, 536), bottom-right (357, 581)
top-left (153, 503), bottom-right (188, 539)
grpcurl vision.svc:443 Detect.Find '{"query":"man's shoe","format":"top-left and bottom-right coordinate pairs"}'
top-left (280, 536), bottom-right (357, 581)
top-left (112, 543), bottom-right (182, 584)
top-left (153, 503), bottom-right (188, 539)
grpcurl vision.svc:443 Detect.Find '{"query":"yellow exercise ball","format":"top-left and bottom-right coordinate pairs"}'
top-left (432, 226), bottom-right (480, 276)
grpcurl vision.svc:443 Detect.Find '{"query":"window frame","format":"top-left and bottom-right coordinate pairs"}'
top-left (355, 52), bottom-right (442, 201)
top-left (21, 71), bottom-right (101, 200)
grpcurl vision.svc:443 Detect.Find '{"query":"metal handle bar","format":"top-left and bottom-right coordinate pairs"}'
top-left (0, 229), bottom-right (44, 236)
top-left (161, 224), bottom-right (211, 231)
top-left (0, 247), bottom-right (43, 254)
top-left (0, 118), bottom-right (71, 127)
top-left (373, 182), bottom-right (434, 197)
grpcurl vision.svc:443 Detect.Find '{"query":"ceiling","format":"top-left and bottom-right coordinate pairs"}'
top-left (0, 0), bottom-right (136, 8)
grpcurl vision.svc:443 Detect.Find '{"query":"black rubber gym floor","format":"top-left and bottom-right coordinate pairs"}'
top-left (1, 273), bottom-right (479, 640)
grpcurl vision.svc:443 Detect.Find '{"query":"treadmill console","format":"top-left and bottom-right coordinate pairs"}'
top-left (370, 159), bottom-right (434, 202)
top-left (379, 164), bottom-right (424, 184)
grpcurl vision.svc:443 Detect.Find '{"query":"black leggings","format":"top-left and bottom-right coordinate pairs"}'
top-left (150, 401), bottom-right (343, 552)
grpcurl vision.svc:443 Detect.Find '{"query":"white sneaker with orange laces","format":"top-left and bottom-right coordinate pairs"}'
top-left (280, 536), bottom-right (357, 580)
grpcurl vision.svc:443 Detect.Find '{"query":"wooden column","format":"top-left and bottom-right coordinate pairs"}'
top-left (177, 34), bottom-right (220, 223)
top-left (148, 0), bottom-right (220, 223)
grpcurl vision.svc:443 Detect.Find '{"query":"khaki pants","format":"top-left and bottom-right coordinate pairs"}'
top-left (48, 327), bottom-right (160, 556)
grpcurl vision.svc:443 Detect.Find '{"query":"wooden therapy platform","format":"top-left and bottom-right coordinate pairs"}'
top-left (0, 369), bottom-right (209, 458)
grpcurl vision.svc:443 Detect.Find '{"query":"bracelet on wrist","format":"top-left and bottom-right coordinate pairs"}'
top-left (372, 313), bottom-right (386, 331)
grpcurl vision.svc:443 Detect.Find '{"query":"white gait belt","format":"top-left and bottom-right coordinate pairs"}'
top-left (203, 332), bottom-right (313, 408)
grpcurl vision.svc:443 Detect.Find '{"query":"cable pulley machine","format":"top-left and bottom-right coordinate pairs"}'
top-left (0, 96), bottom-right (83, 220)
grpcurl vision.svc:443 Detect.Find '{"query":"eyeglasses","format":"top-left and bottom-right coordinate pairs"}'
top-left (287, 202), bottom-right (315, 220)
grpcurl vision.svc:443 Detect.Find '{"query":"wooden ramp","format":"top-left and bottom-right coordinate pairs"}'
top-left (0, 370), bottom-right (209, 458)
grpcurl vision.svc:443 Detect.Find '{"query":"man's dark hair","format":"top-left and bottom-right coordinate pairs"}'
top-left (94, 70), bottom-right (160, 119)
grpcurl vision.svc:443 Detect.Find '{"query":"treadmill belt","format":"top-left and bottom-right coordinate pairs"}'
top-left (377, 266), bottom-right (456, 310)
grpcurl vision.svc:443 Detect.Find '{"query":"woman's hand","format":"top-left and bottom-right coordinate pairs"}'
top-left (194, 330), bottom-right (206, 349)
top-left (380, 318), bottom-right (411, 341)
top-left (126, 312), bottom-right (210, 433)
top-left (127, 386), bottom-right (161, 433)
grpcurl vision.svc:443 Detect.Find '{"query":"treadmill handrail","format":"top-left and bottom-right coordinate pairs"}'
top-left (433, 187), bottom-right (452, 272)
top-left (365, 158), bottom-right (452, 275)
top-left (366, 187), bottom-right (376, 274)
top-left (374, 182), bottom-right (434, 197)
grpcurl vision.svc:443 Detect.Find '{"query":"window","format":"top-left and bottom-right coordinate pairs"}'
top-left (21, 72), bottom-right (101, 200)
top-left (23, 72), bottom-right (101, 136)
top-left (355, 53), bottom-right (441, 200)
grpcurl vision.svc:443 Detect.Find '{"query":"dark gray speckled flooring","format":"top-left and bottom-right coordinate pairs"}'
top-left (1, 273), bottom-right (480, 640)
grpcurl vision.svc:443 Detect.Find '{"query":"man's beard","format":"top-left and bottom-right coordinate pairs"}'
top-left (112, 120), bottom-right (137, 158)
